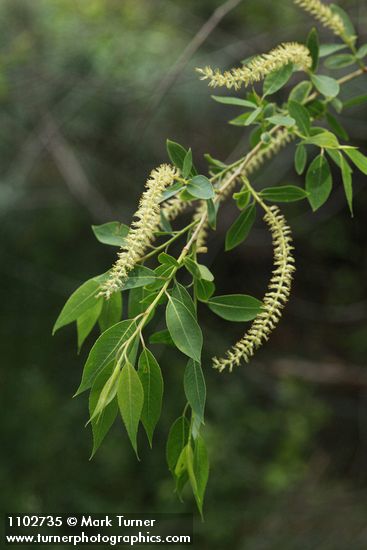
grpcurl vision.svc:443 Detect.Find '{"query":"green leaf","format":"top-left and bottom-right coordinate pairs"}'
top-left (233, 188), bottom-right (250, 210)
top-left (187, 175), bottom-right (215, 200)
top-left (306, 154), bottom-right (333, 211)
top-left (225, 203), bottom-right (256, 251)
top-left (197, 264), bottom-right (214, 282)
top-left (307, 27), bottom-right (319, 72)
top-left (98, 292), bottom-right (122, 333)
top-left (172, 282), bottom-right (196, 317)
top-left (122, 266), bottom-right (158, 290)
top-left (196, 279), bottom-right (215, 302)
top-left (260, 185), bottom-right (308, 202)
top-left (207, 294), bottom-right (262, 322)
top-left (160, 211), bottom-right (173, 232)
top-left (76, 319), bottom-right (137, 394)
top-left (77, 299), bottom-right (103, 351)
top-left (330, 4), bottom-right (356, 39)
top-left (311, 74), bottom-right (340, 98)
top-left (303, 130), bottom-right (339, 149)
top-left (166, 139), bottom-right (187, 170)
top-left (244, 106), bottom-right (262, 126)
top-left (165, 296), bottom-right (203, 362)
top-left (149, 329), bottom-right (175, 347)
top-left (184, 360), bottom-right (206, 424)
top-left (266, 114), bottom-right (295, 127)
top-left (89, 364), bottom-right (118, 458)
top-left (183, 257), bottom-right (201, 281)
top-left (295, 143), bottom-right (307, 175)
top-left (326, 112), bottom-right (349, 141)
top-left (288, 81), bottom-right (312, 103)
top-left (357, 44), bottom-right (367, 59)
top-left (158, 252), bottom-right (179, 267)
top-left (344, 149), bottom-right (367, 175)
top-left (166, 416), bottom-right (190, 473)
top-left (192, 436), bottom-right (210, 517)
top-left (53, 275), bottom-right (105, 334)
top-left (288, 100), bottom-right (311, 136)
top-left (319, 44), bottom-right (348, 57)
top-left (117, 362), bottom-right (144, 457)
top-left (138, 349), bottom-right (163, 447)
top-left (91, 222), bottom-right (129, 247)
top-left (211, 95), bottom-right (257, 108)
top-left (343, 94), bottom-right (367, 109)
top-left (263, 63), bottom-right (293, 96)
top-left (160, 182), bottom-right (184, 203)
top-left (207, 199), bottom-right (217, 230)
top-left (128, 286), bottom-right (146, 318)
top-left (324, 53), bottom-right (355, 69)
top-left (339, 152), bottom-right (353, 216)
top-left (182, 149), bottom-right (193, 179)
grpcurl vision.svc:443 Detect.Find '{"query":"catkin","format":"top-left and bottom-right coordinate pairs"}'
top-left (99, 164), bottom-right (178, 299)
top-left (213, 205), bottom-right (295, 371)
top-left (294, 0), bottom-right (346, 37)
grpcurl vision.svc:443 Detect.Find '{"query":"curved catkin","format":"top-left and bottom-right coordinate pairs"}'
top-left (213, 205), bottom-right (295, 372)
top-left (99, 164), bottom-right (178, 299)
top-left (294, 0), bottom-right (346, 37)
top-left (197, 42), bottom-right (311, 90)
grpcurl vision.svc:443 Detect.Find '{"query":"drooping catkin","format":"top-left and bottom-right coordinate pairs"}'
top-left (99, 164), bottom-right (178, 299)
top-left (213, 205), bottom-right (295, 372)
top-left (294, 0), bottom-right (346, 37)
top-left (196, 42), bottom-right (311, 90)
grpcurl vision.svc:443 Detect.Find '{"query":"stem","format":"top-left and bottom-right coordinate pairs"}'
top-left (139, 220), bottom-right (198, 263)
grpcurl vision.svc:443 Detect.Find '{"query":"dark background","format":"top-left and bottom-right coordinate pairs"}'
top-left (1, 0), bottom-right (367, 548)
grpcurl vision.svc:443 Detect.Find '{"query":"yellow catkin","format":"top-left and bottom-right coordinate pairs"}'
top-left (99, 164), bottom-right (178, 299)
top-left (294, 0), bottom-right (346, 37)
top-left (213, 205), bottom-right (295, 372)
top-left (196, 42), bottom-right (312, 90)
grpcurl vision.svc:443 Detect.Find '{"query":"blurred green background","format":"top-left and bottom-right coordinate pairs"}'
top-left (1, 0), bottom-right (367, 548)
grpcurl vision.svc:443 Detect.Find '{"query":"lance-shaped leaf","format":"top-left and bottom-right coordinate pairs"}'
top-left (260, 185), bottom-right (308, 203)
top-left (92, 222), bottom-right (129, 247)
top-left (76, 319), bottom-right (136, 394)
top-left (344, 149), bottom-right (367, 175)
top-left (196, 279), bottom-right (215, 302)
top-left (184, 360), bottom-right (206, 424)
top-left (339, 152), bottom-right (353, 216)
top-left (263, 63), bottom-right (293, 96)
top-left (225, 204), bottom-right (256, 251)
top-left (89, 364), bottom-right (118, 458)
top-left (138, 349), bottom-right (163, 447)
top-left (306, 154), bottom-right (333, 211)
top-left (99, 291), bottom-right (122, 332)
top-left (192, 436), bottom-right (210, 517)
top-left (77, 299), bottom-right (103, 351)
top-left (166, 296), bottom-right (203, 362)
top-left (207, 294), bottom-right (262, 322)
top-left (288, 100), bottom-right (311, 136)
top-left (117, 362), bottom-right (144, 457)
top-left (295, 144), bottom-right (307, 175)
top-left (122, 266), bottom-right (158, 290)
top-left (166, 416), bottom-right (190, 474)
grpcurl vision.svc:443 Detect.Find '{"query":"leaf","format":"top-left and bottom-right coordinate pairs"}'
top-left (266, 114), bottom-right (295, 127)
top-left (184, 360), bottom-right (206, 424)
top-left (207, 294), bottom-right (262, 322)
top-left (344, 149), bottom-right (367, 175)
top-left (53, 276), bottom-right (104, 334)
top-left (166, 416), bottom-right (190, 473)
top-left (182, 148), bottom-right (193, 178)
top-left (319, 44), bottom-right (348, 57)
top-left (306, 154), bottom-right (333, 211)
top-left (159, 182), bottom-right (184, 203)
top-left (324, 53), bottom-right (355, 69)
top-left (288, 100), bottom-right (311, 136)
top-left (192, 436), bottom-right (209, 517)
top-left (303, 131), bottom-right (339, 149)
top-left (77, 299), bottom-right (103, 351)
top-left (244, 106), bottom-right (262, 126)
top-left (187, 175), bottom-right (215, 200)
top-left (98, 291), bottom-right (122, 332)
top-left (326, 112), bottom-right (349, 141)
top-left (149, 329), bottom-right (175, 347)
top-left (117, 362), bottom-right (144, 457)
top-left (225, 203), bottom-right (256, 251)
top-left (357, 44), bottom-right (367, 59)
top-left (128, 286), bottom-right (146, 318)
top-left (196, 279), bottom-right (215, 302)
top-left (233, 188), bottom-right (250, 210)
top-left (288, 81), bottom-right (312, 103)
top-left (207, 199), bottom-right (217, 230)
top-left (89, 364), bottom-right (118, 458)
top-left (76, 319), bottom-right (137, 394)
top-left (307, 27), bottom-right (319, 72)
top-left (211, 95), bottom-right (257, 108)
top-left (138, 349), bottom-right (163, 447)
top-left (166, 139), bottom-right (187, 170)
top-left (158, 252), bottom-right (179, 267)
top-left (311, 74), bottom-right (340, 98)
top-left (260, 185), bottom-right (308, 202)
top-left (330, 4), bottom-right (356, 39)
top-left (295, 143), bottom-right (307, 175)
top-left (165, 296), bottom-right (203, 362)
top-left (122, 266), bottom-right (158, 290)
top-left (197, 264), bottom-right (214, 282)
top-left (91, 222), bottom-right (129, 247)
top-left (343, 94), bottom-right (367, 109)
top-left (339, 152), bottom-right (353, 216)
top-left (160, 211), bottom-right (173, 233)
top-left (172, 282), bottom-right (197, 317)
top-left (263, 63), bottom-right (293, 96)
